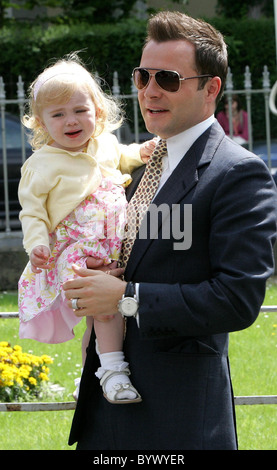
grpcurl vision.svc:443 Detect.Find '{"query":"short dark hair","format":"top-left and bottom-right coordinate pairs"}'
top-left (145, 11), bottom-right (228, 103)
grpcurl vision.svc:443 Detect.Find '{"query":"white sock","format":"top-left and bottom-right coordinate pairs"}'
top-left (96, 351), bottom-right (137, 400)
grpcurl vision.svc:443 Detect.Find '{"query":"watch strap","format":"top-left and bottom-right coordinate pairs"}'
top-left (125, 281), bottom-right (135, 298)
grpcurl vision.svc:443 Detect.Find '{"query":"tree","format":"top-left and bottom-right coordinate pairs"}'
top-left (62, 0), bottom-right (138, 24)
top-left (0, 0), bottom-right (141, 27)
top-left (216, 0), bottom-right (274, 18)
top-left (0, 0), bottom-right (61, 27)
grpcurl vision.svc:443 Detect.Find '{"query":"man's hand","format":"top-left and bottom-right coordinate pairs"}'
top-left (63, 264), bottom-right (126, 319)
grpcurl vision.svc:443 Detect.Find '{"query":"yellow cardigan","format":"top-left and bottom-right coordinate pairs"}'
top-left (18, 133), bottom-right (143, 255)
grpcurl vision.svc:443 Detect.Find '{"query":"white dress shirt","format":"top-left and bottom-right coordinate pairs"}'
top-left (134, 115), bottom-right (215, 323)
top-left (157, 114), bottom-right (215, 193)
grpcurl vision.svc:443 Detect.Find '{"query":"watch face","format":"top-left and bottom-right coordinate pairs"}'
top-left (121, 297), bottom-right (138, 316)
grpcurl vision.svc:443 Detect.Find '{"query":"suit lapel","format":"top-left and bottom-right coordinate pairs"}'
top-left (125, 122), bottom-right (224, 278)
top-left (126, 165), bottom-right (146, 202)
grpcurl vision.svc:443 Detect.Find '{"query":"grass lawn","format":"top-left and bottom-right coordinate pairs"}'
top-left (0, 292), bottom-right (85, 450)
top-left (228, 276), bottom-right (277, 450)
top-left (0, 278), bottom-right (277, 450)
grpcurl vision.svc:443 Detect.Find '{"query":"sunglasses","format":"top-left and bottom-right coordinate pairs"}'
top-left (132, 67), bottom-right (213, 93)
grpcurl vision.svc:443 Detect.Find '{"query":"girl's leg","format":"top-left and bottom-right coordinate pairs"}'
top-left (94, 313), bottom-right (141, 403)
top-left (94, 312), bottom-right (124, 354)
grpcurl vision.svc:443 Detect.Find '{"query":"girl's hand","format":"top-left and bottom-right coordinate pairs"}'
top-left (30, 245), bottom-right (51, 273)
top-left (86, 257), bottom-right (124, 278)
top-left (139, 137), bottom-right (159, 163)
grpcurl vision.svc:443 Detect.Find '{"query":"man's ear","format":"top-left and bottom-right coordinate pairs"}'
top-left (206, 76), bottom-right (221, 103)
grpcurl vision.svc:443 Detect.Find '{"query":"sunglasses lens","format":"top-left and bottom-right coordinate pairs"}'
top-left (156, 70), bottom-right (180, 92)
top-left (134, 68), bottom-right (150, 89)
top-left (133, 68), bottom-right (180, 92)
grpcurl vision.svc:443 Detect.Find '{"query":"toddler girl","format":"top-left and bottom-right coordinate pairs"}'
top-left (18, 53), bottom-right (156, 403)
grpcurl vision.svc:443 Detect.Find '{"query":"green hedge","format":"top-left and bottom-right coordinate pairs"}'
top-left (1, 16), bottom-right (277, 139)
top-left (1, 20), bottom-right (146, 95)
top-left (210, 17), bottom-right (277, 87)
top-left (211, 17), bottom-right (277, 140)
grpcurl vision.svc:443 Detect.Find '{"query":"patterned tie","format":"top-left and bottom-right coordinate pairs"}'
top-left (120, 139), bottom-right (167, 268)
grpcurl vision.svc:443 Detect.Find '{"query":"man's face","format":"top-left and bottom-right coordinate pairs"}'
top-left (138, 39), bottom-right (216, 139)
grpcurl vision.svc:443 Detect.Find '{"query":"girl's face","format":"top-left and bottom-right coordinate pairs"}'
top-left (38, 89), bottom-right (97, 152)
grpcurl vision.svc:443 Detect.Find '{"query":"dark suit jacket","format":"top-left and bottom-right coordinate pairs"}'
top-left (68, 121), bottom-right (277, 450)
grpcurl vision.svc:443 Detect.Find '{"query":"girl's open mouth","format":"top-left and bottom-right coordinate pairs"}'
top-left (65, 130), bottom-right (82, 138)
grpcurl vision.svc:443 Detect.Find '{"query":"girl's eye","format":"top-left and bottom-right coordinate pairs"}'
top-left (76, 109), bottom-right (86, 113)
top-left (52, 113), bottom-right (63, 118)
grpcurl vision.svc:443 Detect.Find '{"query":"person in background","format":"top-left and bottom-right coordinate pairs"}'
top-left (217, 94), bottom-right (249, 145)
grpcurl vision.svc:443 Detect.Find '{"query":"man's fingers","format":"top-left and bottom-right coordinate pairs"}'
top-left (63, 268), bottom-right (96, 293)
top-left (63, 266), bottom-right (102, 300)
top-left (71, 264), bottom-right (96, 277)
top-left (71, 263), bottom-right (124, 279)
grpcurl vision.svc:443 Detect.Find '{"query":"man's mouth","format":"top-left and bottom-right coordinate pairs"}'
top-left (148, 108), bottom-right (167, 114)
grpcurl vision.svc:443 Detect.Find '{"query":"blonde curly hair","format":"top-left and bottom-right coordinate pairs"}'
top-left (23, 52), bottom-right (124, 150)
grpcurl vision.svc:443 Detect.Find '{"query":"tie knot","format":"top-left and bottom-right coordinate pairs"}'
top-left (152, 139), bottom-right (167, 160)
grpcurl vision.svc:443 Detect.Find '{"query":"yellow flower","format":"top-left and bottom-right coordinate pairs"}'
top-left (39, 372), bottom-right (49, 381)
top-left (18, 365), bottom-right (31, 379)
top-left (21, 355), bottom-right (32, 365)
top-left (16, 377), bottom-right (24, 387)
top-left (40, 355), bottom-right (53, 365)
top-left (28, 377), bottom-right (37, 386)
top-left (0, 342), bottom-right (54, 402)
top-left (1, 368), bottom-right (15, 386)
top-left (29, 355), bottom-right (41, 367)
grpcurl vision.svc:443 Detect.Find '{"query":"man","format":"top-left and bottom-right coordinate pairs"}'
top-left (63, 11), bottom-right (277, 450)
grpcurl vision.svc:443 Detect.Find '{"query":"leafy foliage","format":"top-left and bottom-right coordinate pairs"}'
top-left (216, 0), bottom-right (274, 18)
top-left (0, 7), bottom-right (277, 139)
top-left (0, 341), bottom-right (53, 402)
top-left (0, 0), bottom-right (139, 27)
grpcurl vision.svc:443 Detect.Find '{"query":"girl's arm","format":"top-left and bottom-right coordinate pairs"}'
top-left (117, 138), bottom-right (157, 174)
top-left (18, 165), bottom-right (51, 256)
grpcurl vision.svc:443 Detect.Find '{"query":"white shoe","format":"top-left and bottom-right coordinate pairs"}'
top-left (100, 368), bottom-right (142, 404)
top-left (72, 376), bottom-right (81, 401)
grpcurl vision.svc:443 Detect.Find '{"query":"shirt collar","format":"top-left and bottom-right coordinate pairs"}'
top-left (164, 115), bottom-right (215, 173)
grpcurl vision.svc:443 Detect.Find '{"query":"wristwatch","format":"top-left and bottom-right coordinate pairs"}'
top-left (118, 282), bottom-right (139, 318)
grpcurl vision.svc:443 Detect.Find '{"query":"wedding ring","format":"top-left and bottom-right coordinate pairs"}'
top-left (71, 298), bottom-right (80, 310)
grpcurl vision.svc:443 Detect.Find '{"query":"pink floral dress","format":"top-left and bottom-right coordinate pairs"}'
top-left (18, 178), bottom-right (127, 344)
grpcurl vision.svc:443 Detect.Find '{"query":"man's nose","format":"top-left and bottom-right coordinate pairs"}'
top-left (143, 75), bottom-right (163, 98)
